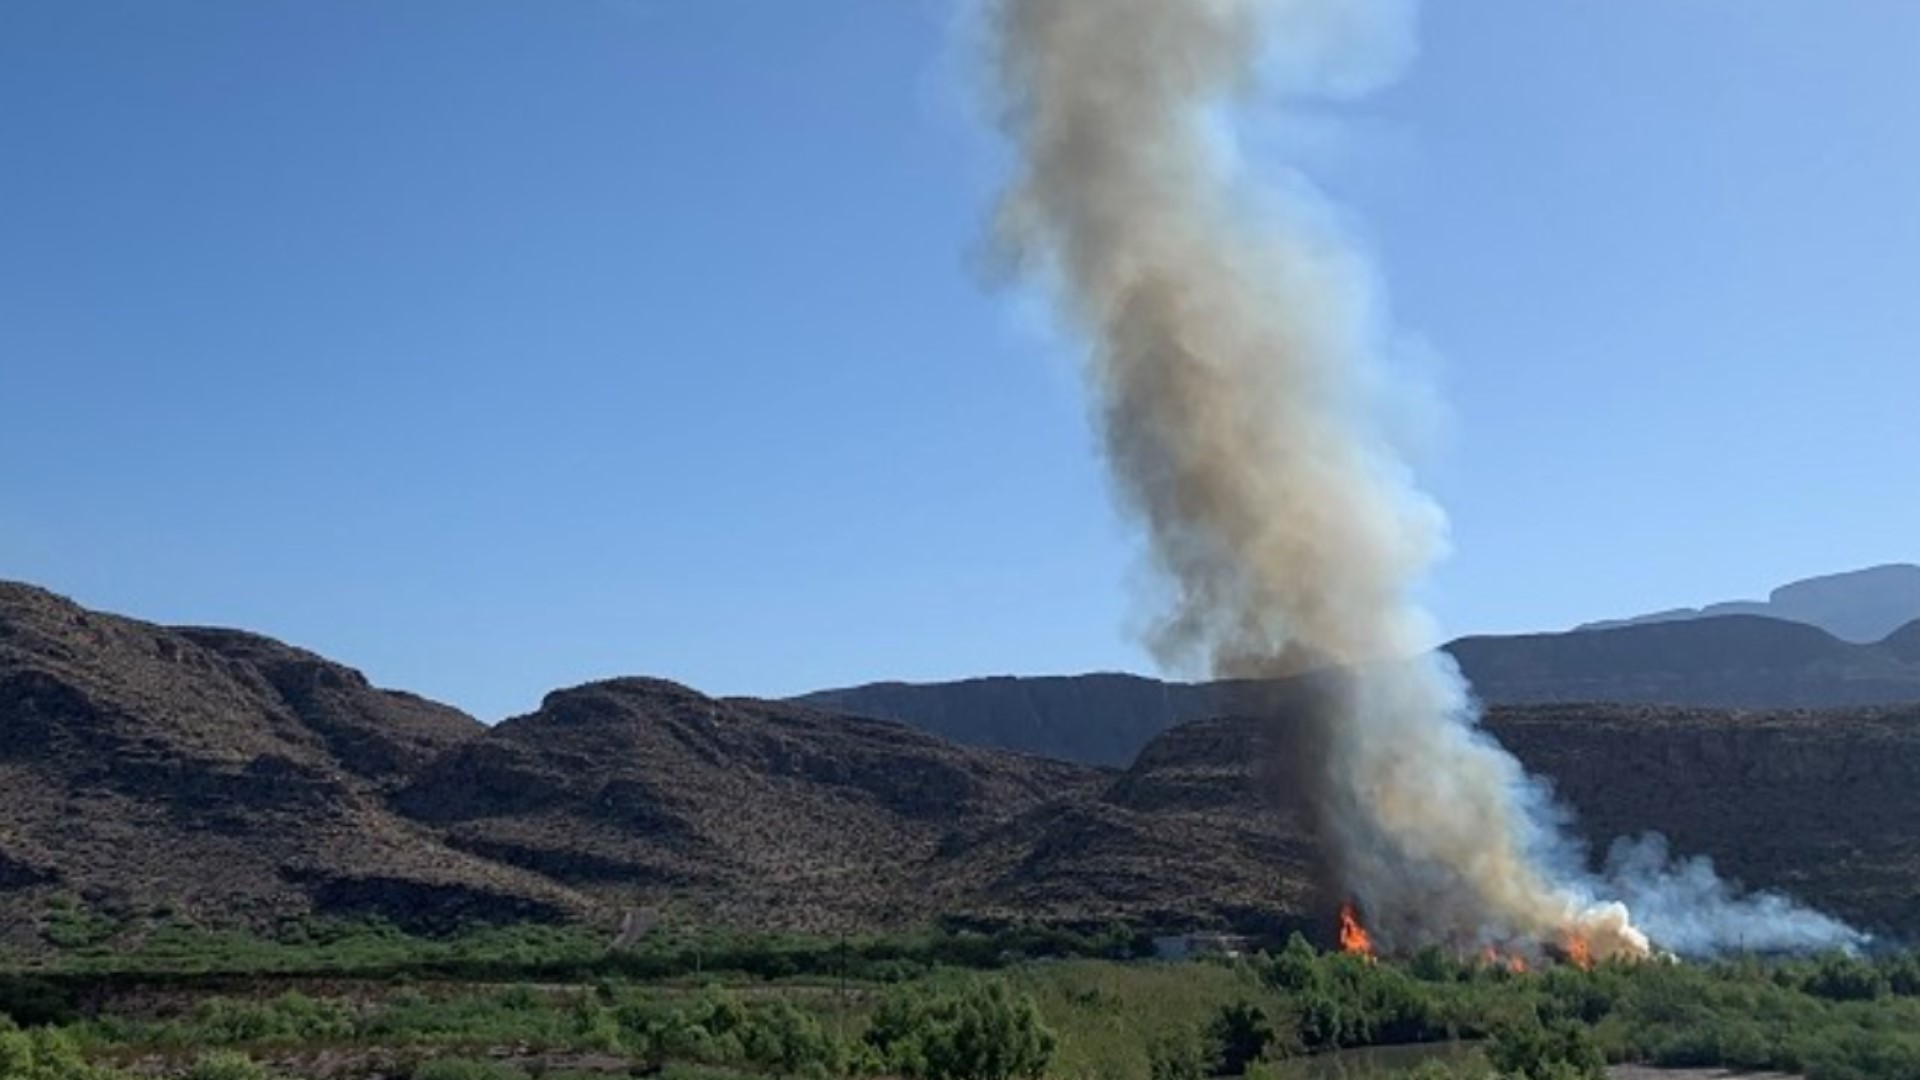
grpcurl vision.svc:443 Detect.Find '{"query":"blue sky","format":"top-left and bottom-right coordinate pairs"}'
top-left (4, 1), bottom-right (1916, 720)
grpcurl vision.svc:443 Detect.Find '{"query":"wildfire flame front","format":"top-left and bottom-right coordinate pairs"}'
top-left (1339, 902), bottom-right (1374, 959)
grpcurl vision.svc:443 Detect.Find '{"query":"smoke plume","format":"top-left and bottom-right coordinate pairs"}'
top-left (986, 0), bottom-right (1860, 959)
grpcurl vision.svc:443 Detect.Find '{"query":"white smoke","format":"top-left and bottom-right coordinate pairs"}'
top-left (984, 0), bottom-right (1862, 959)
top-left (1602, 834), bottom-right (1867, 957)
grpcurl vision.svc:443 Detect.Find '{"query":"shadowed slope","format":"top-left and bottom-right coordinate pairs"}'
top-left (0, 581), bottom-right (585, 939)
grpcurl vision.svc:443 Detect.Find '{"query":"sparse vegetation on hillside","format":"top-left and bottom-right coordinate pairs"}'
top-left (10, 581), bottom-right (1920, 944)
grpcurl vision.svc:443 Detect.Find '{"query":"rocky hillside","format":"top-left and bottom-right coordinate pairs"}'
top-left (803, 616), bottom-right (1920, 765)
top-left (4, 580), bottom-right (1919, 945)
top-left (931, 697), bottom-right (1920, 939)
top-left (946, 682), bottom-right (1331, 936)
top-left (1486, 703), bottom-right (1920, 937)
top-left (0, 581), bottom-right (590, 939)
top-left (393, 677), bottom-right (1101, 932)
top-left (0, 581), bottom-right (1108, 940)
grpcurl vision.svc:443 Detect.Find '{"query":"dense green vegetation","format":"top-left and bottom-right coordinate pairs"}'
top-left (6, 913), bottom-right (1920, 1080)
top-left (8, 913), bottom-right (1155, 984)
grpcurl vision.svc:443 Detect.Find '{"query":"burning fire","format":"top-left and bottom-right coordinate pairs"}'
top-left (1338, 902), bottom-right (1374, 959)
top-left (1335, 901), bottom-right (1602, 973)
top-left (1477, 945), bottom-right (1526, 973)
top-left (1560, 934), bottom-right (1594, 971)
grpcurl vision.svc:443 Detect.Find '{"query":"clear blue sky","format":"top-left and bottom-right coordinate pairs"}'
top-left (4, 2), bottom-right (1915, 720)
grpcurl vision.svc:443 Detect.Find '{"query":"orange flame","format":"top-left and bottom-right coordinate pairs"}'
top-left (1478, 944), bottom-right (1529, 973)
top-left (1338, 902), bottom-right (1374, 959)
top-left (1561, 934), bottom-right (1593, 971)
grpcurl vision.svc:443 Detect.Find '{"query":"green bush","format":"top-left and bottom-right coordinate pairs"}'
top-left (1485, 1017), bottom-right (1604, 1080)
top-left (1803, 955), bottom-right (1889, 1003)
top-left (612, 987), bottom-right (845, 1075)
top-left (866, 980), bottom-right (1055, 1080)
top-left (182, 1051), bottom-right (271, 1080)
top-left (408, 1058), bottom-right (525, 1080)
top-left (1207, 1001), bottom-right (1275, 1075)
top-left (1145, 1031), bottom-right (1207, 1080)
top-left (1269, 950), bottom-right (1444, 1051)
top-left (186, 993), bottom-right (355, 1046)
top-left (0, 1025), bottom-right (104, 1080)
top-left (40, 901), bottom-right (118, 952)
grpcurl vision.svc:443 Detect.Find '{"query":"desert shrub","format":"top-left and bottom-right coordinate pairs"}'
top-left (176, 993), bottom-right (355, 1046)
top-left (866, 979), bottom-right (1054, 1080)
top-left (1535, 969), bottom-right (1619, 1027)
top-left (40, 901), bottom-right (118, 952)
top-left (1260, 935), bottom-right (1320, 993)
top-left (1484, 1017), bottom-right (1604, 1080)
top-left (1206, 1002), bottom-right (1274, 1075)
top-left (612, 987), bottom-right (844, 1075)
top-left (1802, 954), bottom-right (1888, 1002)
top-left (656, 1067), bottom-right (748, 1080)
top-left (1407, 946), bottom-right (1467, 984)
top-left (565, 993), bottom-right (623, 1052)
top-left (182, 1051), bottom-right (271, 1080)
top-left (0, 1025), bottom-right (104, 1080)
top-left (1144, 1031), bottom-right (1207, 1080)
top-left (1281, 953), bottom-right (1445, 1051)
top-left (737, 999), bottom-right (840, 1075)
top-left (408, 1058), bottom-right (525, 1080)
top-left (347, 984), bottom-right (573, 1047)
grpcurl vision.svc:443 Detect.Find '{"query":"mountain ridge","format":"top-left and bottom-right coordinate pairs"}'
top-left (5, 579), bottom-right (1920, 948)
top-left (1578, 563), bottom-right (1920, 643)
top-left (802, 614), bottom-right (1920, 767)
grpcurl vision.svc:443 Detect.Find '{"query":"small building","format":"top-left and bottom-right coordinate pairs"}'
top-left (1152, 932), bottom-right (1253, 961)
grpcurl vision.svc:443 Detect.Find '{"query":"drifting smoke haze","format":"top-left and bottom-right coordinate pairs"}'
top-left (985, 0), bottom-right (1862, 958)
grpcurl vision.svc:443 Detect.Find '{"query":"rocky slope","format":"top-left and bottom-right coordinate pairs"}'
top-left (1486, 703), bottom-right (1920, 936)
top-left (941, 698), bottom-right (1920, 938)
top-left (393, 677), bottom-right (1102, 932)
top-left (803, 616), bottom-right (1920, 766)
top-left (0, 581), bottom-right (588, 939)
top-left (4, 581), bottom-right (1919, 944)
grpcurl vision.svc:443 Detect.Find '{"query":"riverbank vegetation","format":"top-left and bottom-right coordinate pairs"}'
top-left (5, 915), bottom-right (1920, 1080)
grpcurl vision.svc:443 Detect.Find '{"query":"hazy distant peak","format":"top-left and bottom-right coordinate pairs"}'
top-left (1579, 564), bottom-right (1920, 644)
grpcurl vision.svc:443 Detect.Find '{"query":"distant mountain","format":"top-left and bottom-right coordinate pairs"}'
top-left (801, 615), bottom-right (1920, 767)
top-left (1885, 618), bottom-right (1920, 663)
top-left (792, 674), bottom-right (1240, 771)
top-left (1579, 564), bottom-right (1920, 643)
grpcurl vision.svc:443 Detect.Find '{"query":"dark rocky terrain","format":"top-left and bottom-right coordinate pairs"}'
top-left (948, 702), bottom-right (1920, 939)
top-left (804, 616), bottom-right (1920, 766)
top-left (4, 580), bottom-right (1920, 946)
top-left (0, 581), bottom-right (590, 939)
top-left (392, 677), bottom-right (1101, 932)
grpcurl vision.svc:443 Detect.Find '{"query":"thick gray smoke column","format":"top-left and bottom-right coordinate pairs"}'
top-left (987, 0), bottom-right (1859, 959)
